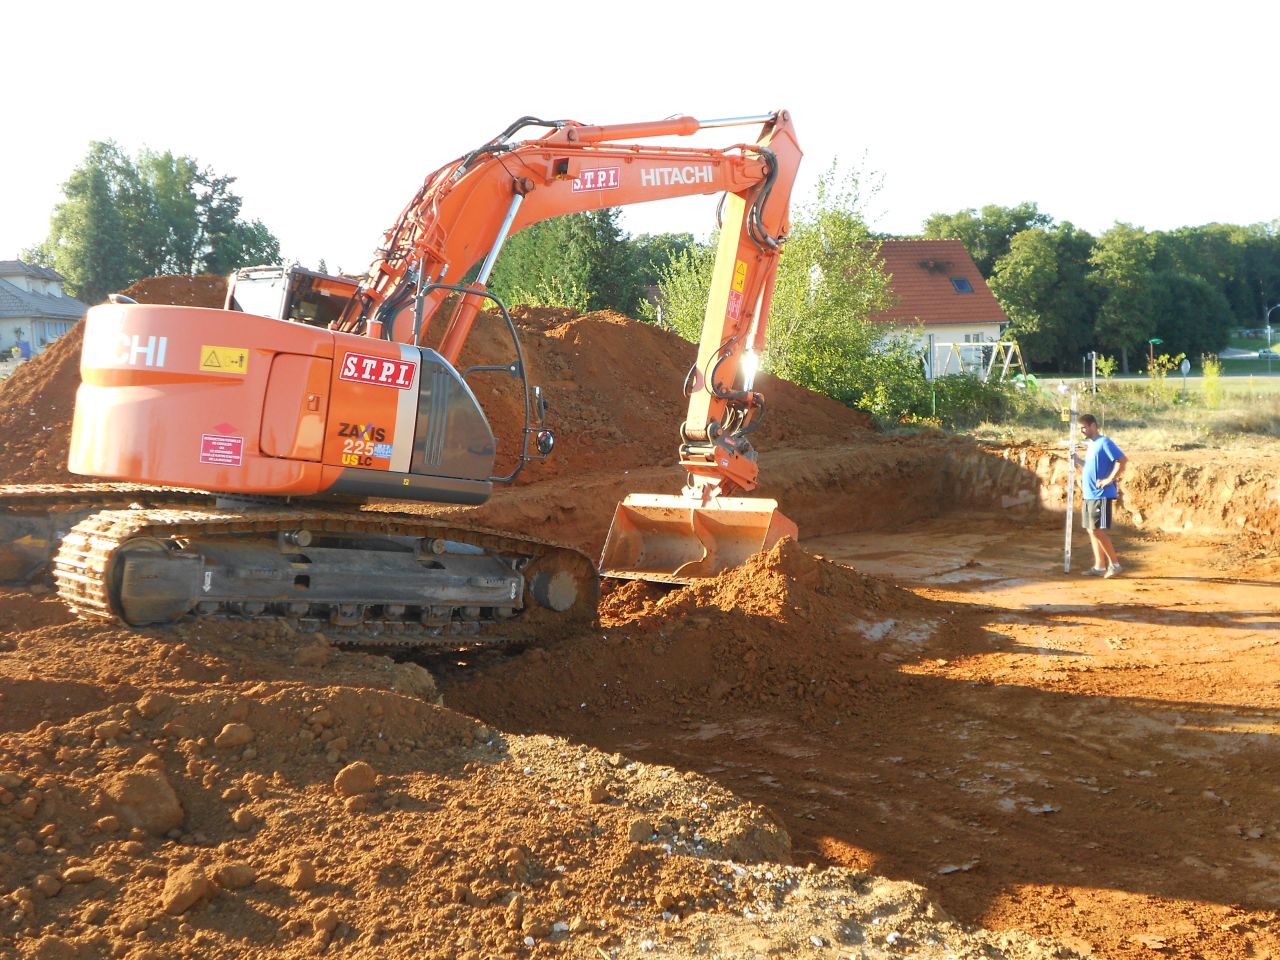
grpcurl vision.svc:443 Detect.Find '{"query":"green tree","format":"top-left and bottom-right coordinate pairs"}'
top-left (487, 217), bottom-right (563, 307)
top-left (1150, 224), bottom-right (1252, 322)
top-left (1146, 222), bottom-right (1280, 327)
top-left (137, 150), bottom-right (202, 274)
top-left (1149, 270), bottom-right (1231, 359)
top-left (629, 232), bottom-right (695, 281)
top-left (766, 169), bottom-right (894, 399)
top-left (1238, 223), bottom-right (1280, 323)
top-left (649, 164), bottom-right (897, 411)
top-left (25, 142), bottom-right (144, 303)
top-left (627, 231), bottom-right (695, 317)
top-left (922, 202), bottom-right (1053, 275)
top-left (488, 210), bottom-right (632, 312)
top-left (639, 242), bottom-right (714, 332)
top-left (489, 211), bottom-right (689, 315)
top-left (989, 223), bottom-right (1096, 368)
top-left (1089, 223), bottom-right (1155, 372)
top-left (212, 219), bottom-right (281, 275)
top-left (563, 208), bottom-right (637, 311)
top-left (30, 140), bottom-right (281, 302)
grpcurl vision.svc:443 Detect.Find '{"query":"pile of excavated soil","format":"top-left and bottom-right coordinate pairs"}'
top-left (120, 275), bottom-right (228, 308)
top-left (454, 539), bottom-right (934, 728)
top-left (0, 582), bottom-right (1071, 960)
top-left (457, 306), bottom-right (871, 481)
top-left (452, 532), bottom-right (921, 741)
top-left (0, 323), bottom-right (85, 484)
top-left (0, 277), bottom-right (227, 485)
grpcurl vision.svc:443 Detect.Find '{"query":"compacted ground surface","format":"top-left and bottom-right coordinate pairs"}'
top-left (1, 285), bottom-right (1277, 959)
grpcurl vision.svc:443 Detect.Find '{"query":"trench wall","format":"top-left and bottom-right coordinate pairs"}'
top-left (945, 443), bottom-right (1279, 541)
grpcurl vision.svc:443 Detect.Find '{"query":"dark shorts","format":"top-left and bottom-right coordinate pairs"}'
top-left (1082, 498), bottom-right (1113, 531)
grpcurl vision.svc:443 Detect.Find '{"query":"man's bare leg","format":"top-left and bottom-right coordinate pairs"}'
top-left (1092, 528), bottom-right (1119, 568)
top-left (1087, 530), bottom-right (1107, 569)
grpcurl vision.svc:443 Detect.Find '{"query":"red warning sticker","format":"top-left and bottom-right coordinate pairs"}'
top-left (200, 434), bottom-right (244, 466)
top-left (726, 289), bottom-right (743, 321)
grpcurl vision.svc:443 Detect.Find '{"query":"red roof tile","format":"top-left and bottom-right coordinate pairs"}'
top-left (869, 239), bottom-right (1008, 327)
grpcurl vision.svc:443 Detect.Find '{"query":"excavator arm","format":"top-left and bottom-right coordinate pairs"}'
top-left (337, 111), bottom-right (801, 504)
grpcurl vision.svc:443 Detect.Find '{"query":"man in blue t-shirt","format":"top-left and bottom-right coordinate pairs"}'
top-left (1076, 413), bottom-right (1127, 578)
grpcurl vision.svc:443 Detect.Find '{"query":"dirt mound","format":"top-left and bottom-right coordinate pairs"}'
top-left (120, 275), bottom-right (228, 307)
top-left (0, 322), bottom-right (85, 484)
top-left (0, 590), bottom-right (814, 960)
top-left (0, 569), bottom-right (1073, 960)
top-left (447, 540), bottom-right (935, 728)
top-left (458, 305), bottom-right (872, 481)
top-left (0, 276), bottom-right (229, 485)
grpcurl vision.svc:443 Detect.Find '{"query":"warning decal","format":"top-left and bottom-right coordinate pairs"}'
top-left (200, 434), bottom-right (245, 466)
top-left (199, 345), bottom-right (249, 375)
top-left (726, 289), bottom-right (743, 321)
top-left (732, 259), bottom-right (748, 293)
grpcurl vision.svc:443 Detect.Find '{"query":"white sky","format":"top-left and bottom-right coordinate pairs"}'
top-left (1, 1), bottom-right (1275, 276)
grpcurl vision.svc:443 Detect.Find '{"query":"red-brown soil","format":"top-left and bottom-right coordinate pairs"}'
top-left (120, 275), bottom-right (229, 309)
top-left (0, 275), bottom-right (227, 485)
top-left (0, 323), bottom-right (86, 484)
top-left (457, 305), bottom-right (870, 482)
top-left (2, 276), bottom-right (1279, 959)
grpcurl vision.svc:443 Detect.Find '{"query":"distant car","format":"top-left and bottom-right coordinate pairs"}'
top-left (1259, 348), bottom-right (1278, 359)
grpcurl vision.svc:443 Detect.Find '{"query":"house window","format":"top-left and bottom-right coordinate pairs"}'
top-left (950, 277), bottom-right (973, 293)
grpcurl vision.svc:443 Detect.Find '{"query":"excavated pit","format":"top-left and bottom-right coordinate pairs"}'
top-left (1, 278), bottom-right (1278, 959)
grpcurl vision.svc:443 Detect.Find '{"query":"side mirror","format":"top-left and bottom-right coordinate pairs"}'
top-left (536, 429), bottom-right (555, 456)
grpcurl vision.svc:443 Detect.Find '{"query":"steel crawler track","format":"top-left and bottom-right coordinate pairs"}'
top-left (0, 482), bottom-right (209, 512)
top-left (40, 502), bottom-right (596, 651)
top-left (0, 484), bottom-right (212, 583)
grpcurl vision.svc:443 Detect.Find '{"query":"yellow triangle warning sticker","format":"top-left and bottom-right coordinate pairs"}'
top-left (200, 346), bottom-right (249, 375)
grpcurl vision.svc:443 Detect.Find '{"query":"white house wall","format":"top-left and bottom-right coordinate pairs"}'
top-left (876, 323), bottom-right (1005, 379)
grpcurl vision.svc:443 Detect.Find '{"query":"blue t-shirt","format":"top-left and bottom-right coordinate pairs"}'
top-left (1083, 435), bottom-right (1124, 499)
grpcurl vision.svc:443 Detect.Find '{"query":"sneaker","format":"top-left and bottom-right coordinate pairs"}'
top-left (1081, 566), bottom-right (1106, 576)
top-left (1103, 563), bottom-right (1122, 579)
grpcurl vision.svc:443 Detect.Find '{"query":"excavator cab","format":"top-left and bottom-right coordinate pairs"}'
top-left (226, 264), bottom-right (360, 328)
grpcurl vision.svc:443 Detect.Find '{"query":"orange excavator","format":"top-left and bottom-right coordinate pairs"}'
top-left (4, 110), bottom-right (801, 646)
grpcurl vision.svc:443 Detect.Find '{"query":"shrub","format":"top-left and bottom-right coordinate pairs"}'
top-left (1201, 354), bottom-right (1222, 410)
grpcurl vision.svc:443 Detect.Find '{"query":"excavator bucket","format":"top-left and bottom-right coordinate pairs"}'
top-left (599, 494), bottom-right (797, 584)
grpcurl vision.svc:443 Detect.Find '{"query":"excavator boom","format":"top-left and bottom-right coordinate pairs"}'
top-left (331, 111), bottom-right (802, 581)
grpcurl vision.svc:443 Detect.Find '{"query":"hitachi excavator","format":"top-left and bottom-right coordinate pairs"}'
top-left (1, 110), bottom-right (801, 648)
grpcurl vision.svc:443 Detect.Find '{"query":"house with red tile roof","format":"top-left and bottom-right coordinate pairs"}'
top-left (870, 239), bottom-right (1010, 378)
